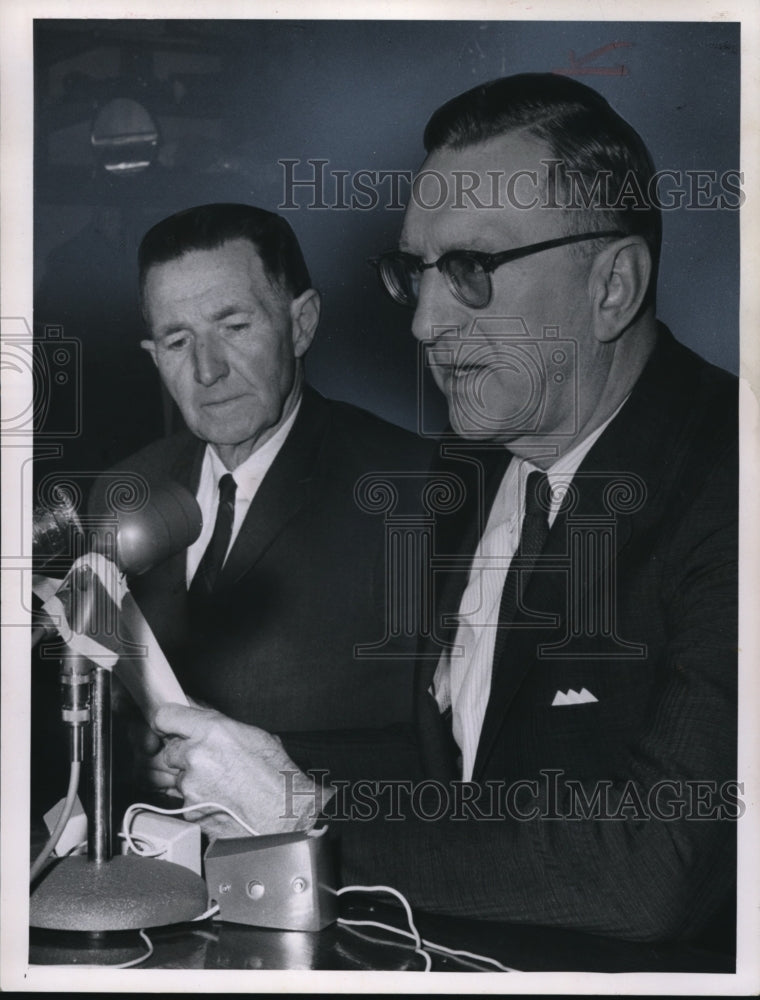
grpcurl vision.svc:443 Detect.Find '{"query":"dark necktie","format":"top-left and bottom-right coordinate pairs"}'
top-left (496, 469), bottom-right (551, 637)
top-left (189, 473), bottom-right (237, 598)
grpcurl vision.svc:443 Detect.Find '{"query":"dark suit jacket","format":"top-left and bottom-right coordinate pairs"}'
top-left (89, 386), bottom-right (432, 778)
top-left (336, 327), bottom-right (738, 944)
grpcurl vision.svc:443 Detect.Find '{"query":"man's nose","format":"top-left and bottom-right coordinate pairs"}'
top-left (410, 270), bottom-right (459, 344)
top-left (192, 337), bottom-right (229, 386)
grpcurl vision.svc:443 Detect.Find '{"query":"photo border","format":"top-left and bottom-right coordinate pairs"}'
top-left (2, 0), bottom-right (758, 993)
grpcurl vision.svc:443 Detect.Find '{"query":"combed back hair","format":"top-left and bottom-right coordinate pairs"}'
top-left (424, 73), bottom-right (662, 303)
top-left (138, 203), bottom-right (312, 309)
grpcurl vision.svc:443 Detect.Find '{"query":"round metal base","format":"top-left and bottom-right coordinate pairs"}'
top-left (30, 854), bottom-right (209, 931)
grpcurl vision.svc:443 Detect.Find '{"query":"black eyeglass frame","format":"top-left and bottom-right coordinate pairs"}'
top-left (368, 229), bottom-right (627, 309)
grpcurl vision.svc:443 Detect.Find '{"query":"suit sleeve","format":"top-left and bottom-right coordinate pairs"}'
top-left (330, 447), bottom-right (738, 943)
top-left (281, 723), bottom-right (423, 785)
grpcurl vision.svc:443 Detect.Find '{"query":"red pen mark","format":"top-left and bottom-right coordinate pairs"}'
top-left (553, 41), bottom-right (633, 77)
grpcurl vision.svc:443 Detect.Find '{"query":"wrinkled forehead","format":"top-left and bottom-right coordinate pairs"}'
top-left (400, 131), bottom-right (563, 252)
top-left (141, 238), bottom-right (286, 323)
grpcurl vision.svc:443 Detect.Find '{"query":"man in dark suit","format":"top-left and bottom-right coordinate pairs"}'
top-left (91, 203), bottom-right (430, 794)
top-left (152, 77), bottom-right (737, 943)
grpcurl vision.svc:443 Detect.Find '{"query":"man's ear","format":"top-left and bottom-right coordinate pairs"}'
top-left (140, 339), bottom-right (158, 367)
top-left (290, 288), bottom-right (321, 358)
top-left (589, 237), bottom-right (652, 343)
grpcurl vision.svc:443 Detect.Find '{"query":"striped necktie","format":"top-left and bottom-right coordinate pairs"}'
top-left (189, 473), bottom-right (237, 597)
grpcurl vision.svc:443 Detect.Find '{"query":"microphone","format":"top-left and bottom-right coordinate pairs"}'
top-left (32, 499), bottom-right (84, 575)
top-left (96, 479), bottom-right (203, 576)
top-left (33, 478), bottom-right (201, 654)
top-left (33, 479), bottom-right (202, 578)
top-left (33, 480), bottom-right (202, 758)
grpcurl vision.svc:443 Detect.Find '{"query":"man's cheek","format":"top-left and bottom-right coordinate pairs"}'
top-left (156, 359), bottom-right (185, 394)
top-left (428, 363), bottom-right (449, 394)
top-left (165, 370), bottom-right (197, 412)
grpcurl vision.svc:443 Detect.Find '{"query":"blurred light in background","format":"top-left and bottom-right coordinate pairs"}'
top-left (90, 97), bottom-right (159, 175)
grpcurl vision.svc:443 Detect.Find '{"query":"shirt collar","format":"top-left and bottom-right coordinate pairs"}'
top-left (205, 397), bottom-right (302, 503)
top-left (516, 393), bottom-right (631, 481)
top-left (514, 393), bottom-right (631, 524)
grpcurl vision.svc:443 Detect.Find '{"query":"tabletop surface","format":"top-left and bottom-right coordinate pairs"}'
top-left (29, 897), bottom-right (734, 974)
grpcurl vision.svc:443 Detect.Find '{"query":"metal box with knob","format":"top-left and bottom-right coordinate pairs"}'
top-left (203, 827), bottom-right (337, 931)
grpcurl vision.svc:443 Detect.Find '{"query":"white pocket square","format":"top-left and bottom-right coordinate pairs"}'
top-left (551, 687), bottom-right (598, 706)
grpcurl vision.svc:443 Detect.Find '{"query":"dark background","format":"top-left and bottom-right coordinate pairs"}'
top-left (34, 18), bottom-right (740, 479)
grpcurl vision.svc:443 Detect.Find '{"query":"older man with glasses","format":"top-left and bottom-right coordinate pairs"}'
top-left (155, 74), bottom-right (737, 947)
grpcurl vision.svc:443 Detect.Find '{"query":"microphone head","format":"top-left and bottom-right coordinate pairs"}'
top-left (112, 480), bottom-right (202, 576)
top-left (32, 501), bottom-right (84, 574)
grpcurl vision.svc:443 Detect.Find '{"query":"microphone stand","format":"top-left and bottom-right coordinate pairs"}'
top-left (88, 663), bottom-right (111, 867)
top-left (30, 568), bottom-right (208, 932)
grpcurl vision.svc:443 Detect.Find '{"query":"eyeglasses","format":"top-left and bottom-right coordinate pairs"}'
top-left (368, 230), bottom-right (626, 309)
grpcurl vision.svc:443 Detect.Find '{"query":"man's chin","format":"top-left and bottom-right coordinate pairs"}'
top-left (450, 421), bottom-right (496, 441)
top-left (448, 405), bottom-right (508, 442)
top-left (189, 415), bottom-right (258, 448)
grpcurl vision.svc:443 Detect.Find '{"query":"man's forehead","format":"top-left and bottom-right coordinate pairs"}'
top-left (142, 238), bottom-right (284, 324)
top-left (400, 131), bottom-right (557, 251)
top-left (143, 238), bottom-right (278, 303)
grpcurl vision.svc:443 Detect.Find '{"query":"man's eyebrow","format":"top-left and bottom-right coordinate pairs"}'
top-left (211, 305), bottom-right (253, 322)
top-left (154, 305), bottom-right (253, 336)
top-left (397, 236), bottom-right (496, 256)
top-left (154, 322), bottom-right (190, 339)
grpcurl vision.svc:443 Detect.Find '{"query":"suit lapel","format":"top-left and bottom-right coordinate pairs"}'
top-left (424, 441), bottom-right (510, 653)
top-left (415, 439), bottom-right (511, 778)
top-left (470, 474), bottom-right (638, 780)
top-left (161, 434), bottom-right (204, 589)
top-left (168, 434), bottom-right (205, 491)
top-left (216, 387), bottom-right (329, 589)
top-left (470, 325), bottom-right (691, 780)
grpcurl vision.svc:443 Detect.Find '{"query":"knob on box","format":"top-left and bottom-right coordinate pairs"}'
top-left (203, 828), bottom-right (337, 931)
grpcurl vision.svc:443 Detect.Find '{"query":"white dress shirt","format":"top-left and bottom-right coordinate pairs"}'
top-left (185, 400), bottom-right (301, 588)
top-left (433, 402), bottom-right (628, 780)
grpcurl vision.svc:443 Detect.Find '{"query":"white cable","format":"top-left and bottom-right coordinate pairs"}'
top-left (30, 760), bottom-right (82, 882)
top-left (337, 915), bottom-right (431, 971)
top-left (337, 884), bottom-right (430, 970)
top-left (113, 929), bottom-right (154, 968)
top-left (192, 903), bottom-right (221, 922)
top-left (337, 884), bottom-right (420, 946)
top-left (120, 800), bottom-right (259, 855)
top-left (339, 919), bottom-right (515, 972)
top-left (336, 884), bottom-right (516, 973)
top-left (117, 831), bottom-right (166, 859)
top-left (420, 939), bottom-right (516, 973)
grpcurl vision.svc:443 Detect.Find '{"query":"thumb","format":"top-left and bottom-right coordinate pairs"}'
top-left (131, 717), bottom-right (162, 755)
top-left (152, 701), bottom-right (215, 739)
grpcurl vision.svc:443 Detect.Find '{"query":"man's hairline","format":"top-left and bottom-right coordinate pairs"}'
top-left (138, 235), bottom-right (297, 332)
top-left (410, 125), bottom-right (612, 252)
